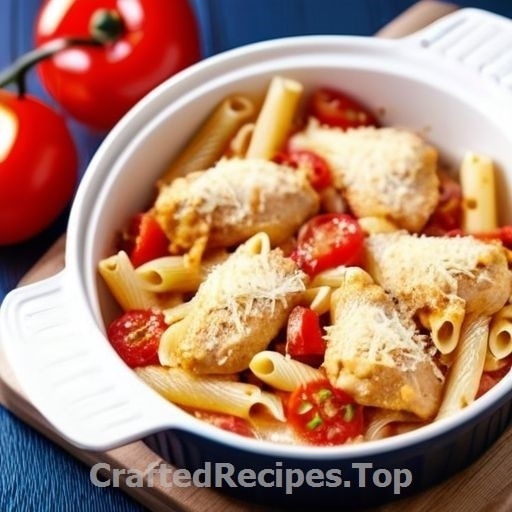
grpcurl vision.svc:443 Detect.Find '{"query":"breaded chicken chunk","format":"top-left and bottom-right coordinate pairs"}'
top-left (323, 267), bottom-right (443, 419)
top-left (152, 157), bottom-right (319, 263)
top-left (365, 232), bottom-right (511, 318)
top-left (158, 236), bottom-right (307, 374)
top-left (289, 120), bottom-right (440, 232)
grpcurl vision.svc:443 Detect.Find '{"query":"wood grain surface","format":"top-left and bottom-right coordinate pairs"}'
top-left (2, 3), bottom-right (512, 511)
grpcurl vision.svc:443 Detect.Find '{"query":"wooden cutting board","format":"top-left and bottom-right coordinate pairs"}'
top-left (2, 3), bottom-right (512, 511)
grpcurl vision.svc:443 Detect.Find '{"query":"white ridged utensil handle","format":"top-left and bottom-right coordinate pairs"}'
top-left (404, 8), bottom-right (512, 92)
top-left (0, 272), bottom-right (185, 451)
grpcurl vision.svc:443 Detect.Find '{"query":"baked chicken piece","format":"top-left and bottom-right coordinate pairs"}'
top-left (158, 234), bottom-right (307, 374)
top-left (365, 232), bottom-right (511, 350)
top-left (323, 267), bottom-right (443, 419)
top-left (152, 157), bottom-right (319, 263)
top-left (289, 119), bottom-right (440, 232)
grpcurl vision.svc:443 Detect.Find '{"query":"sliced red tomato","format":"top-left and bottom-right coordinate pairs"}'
top-left (309, 87), bottom-right (378, 130)
top-left (122, 212), bottom-right (169, 267)
top-left (292, 213), bottom-right (364, 277)
top-left (287, 379), bottom-right (364, 445)
top-left (107, 309), bottom-right (167, 367)
top-left (274, 149), bottom-right (332, 190)
top-left (476, 357), bottom-right (512, 398)
top-left (286, 306), bottom-right (326, 366)
top-left (195, 411), bottom-right (256, 438)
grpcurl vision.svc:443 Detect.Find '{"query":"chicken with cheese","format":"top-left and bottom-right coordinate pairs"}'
top-left (158, 236), bottom-right (307, 374)
top-left (152, 157), bottom-right (319, 264)
top-left (289, 120), bottom-right (440, 232)
top-left (323, 267), bottom-right (443, 419)
top-left (365, 232), bottom-right (512, 320)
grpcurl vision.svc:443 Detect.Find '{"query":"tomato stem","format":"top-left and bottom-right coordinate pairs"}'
top-left (0, 37), bottom-right (102, 97)
top-left (90, 9), bottom-right (125, 44)
top-left (0, 9), bottom-right (123, 98)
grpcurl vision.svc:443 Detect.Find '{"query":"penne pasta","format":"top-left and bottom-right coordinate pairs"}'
top-left (228, 122), bottom-right (255, 157)
top-left (135, 250), bottom-right (227, 293)
top-left (135, 256), bottom-right (204, 292)
top-left (436, 314), bottom-right (490, 420)
top-left (158, 95), bottom-right (256, 185)
top-left (98, 251), bottom-right (160, 311)
top-left (418, 306), bottom-right (465, 355)
top-left (249, 351), bottom-right (324, 391)
top-left (239, 231), bottom-right (272, 256)
top-left (488, 304), bottom-right (512, 360)
top-left (301, 286), bottom-right (332, 315)
top-left (246, 76), bottom-right (303, 159)
top-left (483, 350), bottom-right (509, 372)
top-left (135, 365), bottom-right (285, 421)
top-left (162, 300), bottom-right (194, 326)
top-left (310, 266), bottom-right (348, 289)
top-left (459, 151), bottom-right (498, 233)
top-left (357, 216), bottom-right (399, 236)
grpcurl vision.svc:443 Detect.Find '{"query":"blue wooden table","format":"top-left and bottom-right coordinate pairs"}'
top-left (1, 1), bottom-right (512, 511)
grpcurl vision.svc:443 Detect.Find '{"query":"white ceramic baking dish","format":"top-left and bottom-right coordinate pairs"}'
top-left (2, 7), bottom-right (512, 509)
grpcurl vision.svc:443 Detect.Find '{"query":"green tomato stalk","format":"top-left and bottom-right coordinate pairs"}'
top-left (0, 9), bottom-right (124, 96)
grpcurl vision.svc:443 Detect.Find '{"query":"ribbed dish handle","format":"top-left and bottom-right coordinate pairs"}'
top-left (404, 7), bottom-right (512, 93)
top-left (0, 272), bottom-right (182, 451)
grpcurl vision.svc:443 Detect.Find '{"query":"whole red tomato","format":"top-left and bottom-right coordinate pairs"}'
top-left (0, 89), bottom-right (77, 245)
top-left (34, 0), bottom-right (201, 132)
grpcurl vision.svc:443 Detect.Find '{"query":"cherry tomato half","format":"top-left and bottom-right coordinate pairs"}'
top-left (287, 379), bottom-right (364, 445)
top-left (309, 87), bottom-right (378, 130)
top-left (121, 212), bottom-right (169, 267)
top-left (107, 308), bottom-right (167, 367)
top-left (274, 149), bottom-right (332, 190)
top-left (292, 213), bottom-right (364, 277)
top-left (0, 90), bottom-right (77, 245)
top-left (34, 0), bottom-right (201, 131)
top-left (285, 306), bottom-right (326, 367)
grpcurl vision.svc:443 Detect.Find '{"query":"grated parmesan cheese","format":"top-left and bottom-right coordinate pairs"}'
top-left (289, 119), bottom-right (439, 232)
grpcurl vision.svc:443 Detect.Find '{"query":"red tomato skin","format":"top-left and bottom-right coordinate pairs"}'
top-left (195, 411), bottom-right (256, 438)
top-left (292, 213), bottom-right (365, 277)
top-left (287, 379), bottom-right (364, 445)
top-left (423, 172), bottom-right (463, 235)
top-left (286, 306), bottom-right (325, 366)
top-left (34, 0), bottom-right (201, 131)
top-left (0, 90), bottom-right (77, 245)
top-left (310, 87), bottom-right (378, 130)
top-left (476, 357), bottom-right (512, 398)
top-left (107, 309), bottom-right (167, 367)
top-left (124, 213), bottom-right (169, 267)
top-left (274, 149), bottom-right (332, 190)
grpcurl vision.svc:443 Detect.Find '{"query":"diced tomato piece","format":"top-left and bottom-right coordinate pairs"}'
top-left (476, 357), bottom-right (512, 398)
top-left (274, 149), bottom-right (332, 190)
top-left (287, 379), bottom-right (364, 445)
top-left (309, 87), bottom-right (378, 130)
top-left (424, 171), bottom-right (463, 235)
top-left (123, 212), bottom-right (169, 267)
top-left (195, 411), bottom-right (256, 438)
top-left (292, 213), bottom-right (364, 277)
top-left (107, 309), bottom-right (167, 367)
top-left (285, 306), bottom-right (325, 366)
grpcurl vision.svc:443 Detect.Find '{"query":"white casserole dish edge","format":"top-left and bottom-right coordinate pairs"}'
top-left (2, 7), bottom-right (512, 506)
